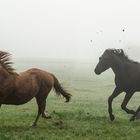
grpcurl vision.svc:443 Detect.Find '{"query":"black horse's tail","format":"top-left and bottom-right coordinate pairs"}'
top-left (51, 74), bottom-right (71, 102)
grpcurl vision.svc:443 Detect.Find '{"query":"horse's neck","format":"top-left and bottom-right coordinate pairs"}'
top-left (111, 56), bottom-right (126, 76)
top-left (1, 74), bottom-right (15, 85)
top-left (0, 73), bottom-right (16, 103)
top-left (0, 69), bottom-right (17, 89)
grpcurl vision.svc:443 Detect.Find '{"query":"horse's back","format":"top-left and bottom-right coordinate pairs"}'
top-left (18, 68), bottom-right (54, 87)
top-left (25, 68), bottom-right (54, 84)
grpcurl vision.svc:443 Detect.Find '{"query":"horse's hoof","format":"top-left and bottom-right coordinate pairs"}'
top-left (42, 115), bottom-right (52, 119)
top-left (135, 112), bottom-right (140, 120)
top-left (110, 115), bottom-right (115, 121)
top-left (42, 112), bottom-right (52, 119)
top-left (31, 123), bottom-right (37, 127)
top-left (130, 116), bottom-right (135, 121)
top-left (42, 113), bottom-right (52, 119)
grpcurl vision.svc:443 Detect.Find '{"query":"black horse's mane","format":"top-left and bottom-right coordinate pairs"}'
top-left (0, 51), bottom-right (15, 74)
top-left (107, 49), bottom-right (139, 64)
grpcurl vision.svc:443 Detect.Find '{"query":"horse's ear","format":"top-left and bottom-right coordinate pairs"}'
top-left (116, 49), bottom-right (124, 54)
top-left (120, 49), bottom-right (124, 54)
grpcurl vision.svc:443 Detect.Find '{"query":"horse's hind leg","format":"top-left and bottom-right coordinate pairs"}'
top-left (32, 97), bottom-right (42, 126)
top-left (36, 88), bottom-right (52, 121)
top-left (32, 111), bottom-right (41, 127)
top-left (32, 94), bottom-right (46, 126)
top-left (41, 100), bottom-right (52, 119)
top-left (40, 87), bottom-right (52, 119)
top-left (121, 92), bottom-right (135, 114)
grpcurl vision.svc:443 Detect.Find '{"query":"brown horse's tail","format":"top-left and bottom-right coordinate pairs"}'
top-left (51, 74), bottom-right (71, 102)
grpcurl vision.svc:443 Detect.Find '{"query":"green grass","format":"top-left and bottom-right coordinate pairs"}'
top-left (1, 60), bottom-right (140, 140)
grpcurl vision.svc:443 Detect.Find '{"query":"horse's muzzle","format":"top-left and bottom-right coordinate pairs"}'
top-left (94, 68), bottom-right (101, 75)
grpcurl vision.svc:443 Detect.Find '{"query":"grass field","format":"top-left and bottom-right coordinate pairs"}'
top-left (0, 59), bottom-right (140, 140)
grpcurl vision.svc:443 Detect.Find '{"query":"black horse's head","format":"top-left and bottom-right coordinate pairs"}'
top-left (94, 49), bottom-right (124, 75)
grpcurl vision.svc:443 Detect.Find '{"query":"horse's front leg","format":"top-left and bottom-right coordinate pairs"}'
top-left (121, 91), bottom-right (135, 114)
top-left (130, 105), bottom-right (140, 121)
top-left (108, 87), bottom-right (122, 121)
top-left (32, 111), bottom-right (41, 127)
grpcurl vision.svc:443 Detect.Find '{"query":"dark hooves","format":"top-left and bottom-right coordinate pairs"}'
top-left (31, 123), bottom-right (37, 127)
top-left (110, 114), bottom-right (115, 121)
top-left (65, 100), bottom-right (69, 103)
top-left (130, 116), bottom-right (135, 121)
top-left (65, 96), bottom-right (71, 103)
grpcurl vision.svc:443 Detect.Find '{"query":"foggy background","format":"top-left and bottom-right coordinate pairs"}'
top-left (0, 0), bottom-right (140, 62)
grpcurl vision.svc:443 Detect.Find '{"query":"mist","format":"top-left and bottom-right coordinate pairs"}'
top-left (0, 0), bottom-right (140, 61)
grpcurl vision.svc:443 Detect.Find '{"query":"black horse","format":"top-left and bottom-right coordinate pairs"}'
top-left (94, 48), bottom-right (140, 121)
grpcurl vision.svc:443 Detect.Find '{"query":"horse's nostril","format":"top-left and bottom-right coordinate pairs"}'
top-left (94, 68), bottom-right (97, 73)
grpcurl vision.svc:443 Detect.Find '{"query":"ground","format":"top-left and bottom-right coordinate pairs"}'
top-left (0, 60), bottom-right (140, 140)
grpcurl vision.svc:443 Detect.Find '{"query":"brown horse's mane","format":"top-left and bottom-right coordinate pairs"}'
top-left (0, 51), bottom-right (15, 74)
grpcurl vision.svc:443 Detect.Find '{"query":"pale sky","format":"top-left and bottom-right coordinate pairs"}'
top-left (0, 0), bottom-right (140, 61)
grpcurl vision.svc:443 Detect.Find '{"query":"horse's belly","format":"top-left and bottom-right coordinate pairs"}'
top-left (2, 94), bottom-right (34, 105)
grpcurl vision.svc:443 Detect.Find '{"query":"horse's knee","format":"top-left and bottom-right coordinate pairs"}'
top-left (108, 96), bottom-right (113, 104)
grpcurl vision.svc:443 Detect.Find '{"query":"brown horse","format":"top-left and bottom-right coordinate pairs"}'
top-left (0, 51), bottom-right (71, 126)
